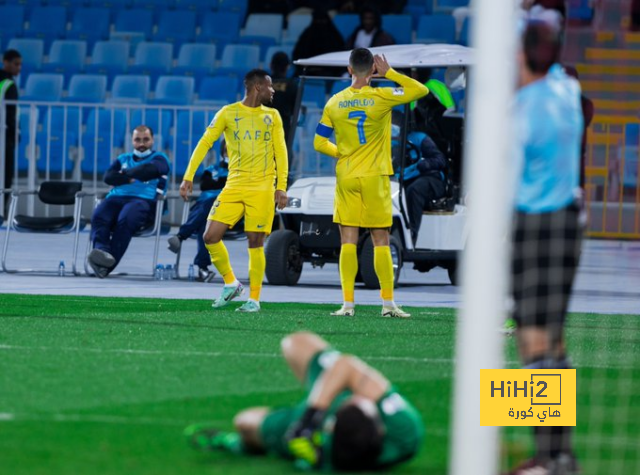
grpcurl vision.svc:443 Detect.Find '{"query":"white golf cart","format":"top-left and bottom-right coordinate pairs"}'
top-left (265, 44), bottom-right (472, 288)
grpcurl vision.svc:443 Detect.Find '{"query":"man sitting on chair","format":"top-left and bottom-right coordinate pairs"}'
top-left (88, 125), bottom-right (170, 278)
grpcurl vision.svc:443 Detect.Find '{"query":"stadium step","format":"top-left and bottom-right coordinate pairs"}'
top-left (585, 48), bottom-right (640, 62)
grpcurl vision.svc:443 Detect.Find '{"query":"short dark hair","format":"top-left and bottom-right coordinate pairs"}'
top-left (3, 49), bottom-right (21, 62)
top-left (522, 20), bottom-right (562, 75)
top-left (349, 48), bottom-right (374, 77)
top-left (244, 68), bottom-right (270, 89)
top-left (331, 404), bottom-right (383, 471)
top-left (270, 52), bottom-right (290, 75)
top-left (133, 125), bottom-right (154, 136)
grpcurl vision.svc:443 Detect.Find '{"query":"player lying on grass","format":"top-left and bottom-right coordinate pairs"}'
top-left (185, 331), bottom-right (424, 471)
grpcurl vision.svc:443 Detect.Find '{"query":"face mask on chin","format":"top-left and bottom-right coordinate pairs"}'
top-left (133, 149), bottom-right (153, 158)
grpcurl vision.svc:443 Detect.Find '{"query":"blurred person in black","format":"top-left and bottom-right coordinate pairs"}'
top-left (270, 52), bottom-right (298, 150)
top-left (293, 9), bottom-right (345, 77)
top-left (1, 49), bottom-right (22, 214)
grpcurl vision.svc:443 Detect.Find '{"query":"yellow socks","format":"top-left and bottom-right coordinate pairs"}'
top-left (374, 246), bottom-right (394, 301)
top-left (206, 241), bottom-right (236, 285)
top-left (339, 243), bottom-right (358, 303)
top-left (248, 247), bottom-right (266, 301)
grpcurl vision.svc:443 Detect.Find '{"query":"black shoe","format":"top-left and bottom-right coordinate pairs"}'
top-left (88, 249), bottom-right (115, 278)
top-left (197, 267), bottom-right (216, 283)
top-left (167, 235), bottom-right (182, 253)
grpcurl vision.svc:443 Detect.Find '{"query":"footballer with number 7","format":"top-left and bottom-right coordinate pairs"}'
top-left (313, 49), bottom-right (429, 318)
top-left (179, 69), bottom-right (288, 313)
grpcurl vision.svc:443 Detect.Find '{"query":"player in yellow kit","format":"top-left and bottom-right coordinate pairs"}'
top-left (314, 49), bottom-right (429, 318)
top-left (179, 69), bottom-right (288, 313)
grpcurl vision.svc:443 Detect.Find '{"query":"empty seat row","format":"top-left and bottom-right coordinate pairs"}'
top-left (22, 73), bottom-right (243, 105)
top-left (9, 39), bottom-right (294, 88)
top-left (17, 107), bottom-right (222, 176)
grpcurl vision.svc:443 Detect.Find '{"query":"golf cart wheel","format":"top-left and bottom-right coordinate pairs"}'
top-left (265, 230), bottom-right (303, 285)
top-left (447, 262), bottom-right (459, 286)
top-left (359, 234), bottom-right (403, 290)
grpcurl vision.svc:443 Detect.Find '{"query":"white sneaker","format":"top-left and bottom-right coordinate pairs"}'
top-left (212, 282), bottom-right (244, 308)
top-left (330, 305), bottom-right (355, 317)
top-left (382, 305), bottom-right (411, 318)
top-left (236, 300), bottom-right (261, 313)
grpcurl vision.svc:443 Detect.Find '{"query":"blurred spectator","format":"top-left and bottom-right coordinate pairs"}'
top-left (1, 49), bottom-right (22, 213)
top-left (293, 9), bottom-right (345, 76)
top-left (270, 52), bottom-right (298, 156)
top-left (339, 0), bottom-right (406, 15)
top-left (632, 0), bottom-right (640, 31)
top-left (346, 5), bottom-right (395, 49)
top-left (168, 140), bottom-right (230, 283)
top-left (563, 65), bottom-right (594, 190)
top-left (88, 125), bottom-right (170, 278)
top-left (248, 0), bottom-right (293, 15)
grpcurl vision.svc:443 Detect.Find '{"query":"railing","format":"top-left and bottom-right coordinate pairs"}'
top-left (0, 99), bottom-right (224, 220)
top-left (584, 116), bottom-right (640, 239)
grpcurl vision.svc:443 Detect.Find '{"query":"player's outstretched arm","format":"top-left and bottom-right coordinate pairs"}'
top-left (183, 109), bottom-right (227, 183)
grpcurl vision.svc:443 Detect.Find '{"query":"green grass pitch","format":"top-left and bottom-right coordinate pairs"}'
top-left (0, 294), bottom-right (638, 474)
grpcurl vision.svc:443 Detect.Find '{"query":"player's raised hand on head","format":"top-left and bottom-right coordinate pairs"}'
top-left (373, 54), bottom-right (391, 77)
top-left (179, 180), bottom-right (193, 201)
top-left (275, 190), bottom-right (288, 210)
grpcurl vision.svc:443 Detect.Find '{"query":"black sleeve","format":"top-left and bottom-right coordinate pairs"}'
top-left (417, 136), bottom-right (447, 174)
top-left (104, 160), bottom-right (130, 186)
top-left (200, 170), bottom-right (227, 192)
top-left (123, 156), bottom-right (170, 181)
top-left (5, 83), bottom-right (18, 132)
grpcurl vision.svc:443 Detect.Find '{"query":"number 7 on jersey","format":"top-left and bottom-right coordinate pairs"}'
top-left (348, 111), bottom-right (367, 145)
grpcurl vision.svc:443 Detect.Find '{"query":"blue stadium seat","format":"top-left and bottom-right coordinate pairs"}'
top-left (46, 0), bottom-right (87, 7)
top-left (114, 9), bottom-right (154, 39)
top-left (41, 40), bottom-right (88, 87)
top-left (195, 76), bottom-right (238, 106)
top-left (416, 14), bottom-right (457, 44)
top-left (132, 0), bottom-right (176, 10)
top-left (174, 43), bottom-right (216, 87)
top-left (130, 108), bottom-right (172, 149)
top-left (237, 36), bottom-right (276, 61)
top-left (219, 44), bottom-right (260, 75)
top-left (81, 108), bottom-right (128, 175)
top-left (382, 14), bottom-right (413, 44)
top-left (37, 106), bottom-right (81, 174)
top-left (173, 110), bottom-right (217, 175)
top-left (302, 81), bottom-right (326, 109)
top-left (110, 75), bottom-right (150, 103)
top-left (218, 0), bottom-right (247, 18)
top-left (23, 73), bottom-right (64, 101)
top-left (129, 42), bottom-right (173, 87)
top-left (333, 14), bottom-right (359, 40)
top-left (330, 80), bottom-right (349, 97)
top-left (86, 41), bottom-right (128, 87)
top-left (0, 6), bottom-right (25, 44)
top-left (198, 11), bottom-right (242, 54)
top-left (283, 14), bottom-right (311, 45)
top-left (26, 6), bottom-right (68, 50)
top-left (264, 45), bottom-right (294, 70)
top-left (153, 10), bottom-right (197, 47)
top-left (65, 74), bottom-right (108, 103)
top-left (458, 17), bottom-right (470, 46)
top-left (242, 13), bottom-right (283, 43)
top-left (404, 5), bottom-right (428, 27)
top-left (67, 8), bottom-right (111, 48)
top-left (151, 76), bottom-right (195, 105)
top-left (175, 0), bottom-right (218, 11)
top-left (17, 108), bottom-right (38, 174)
top-left (436, 0), bottom-right (469, 8)
top-left (92, 0), bottom-right (132, 8)
top-left (7, 38), bottom-right (44, 86)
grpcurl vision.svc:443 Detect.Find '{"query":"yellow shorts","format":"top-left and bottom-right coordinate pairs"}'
top-left (334, 175), bottom-right (392, 228)
top-left (208, 187), bottom-right (276, 233)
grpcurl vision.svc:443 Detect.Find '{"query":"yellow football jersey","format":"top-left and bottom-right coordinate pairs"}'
top-left (314, 68), bottom-right (429, 179)
top-left (184, 102), bottom-right (288, 191)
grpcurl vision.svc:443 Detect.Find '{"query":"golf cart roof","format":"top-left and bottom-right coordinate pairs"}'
top-left (294, 44), bottom-right (474, 69)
